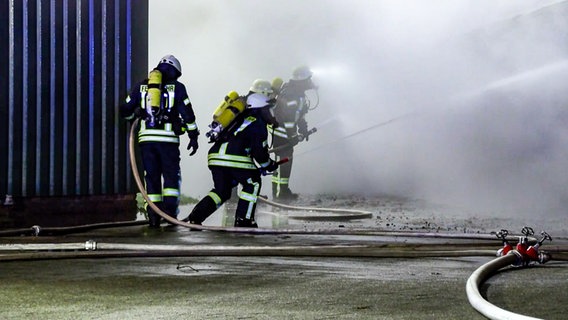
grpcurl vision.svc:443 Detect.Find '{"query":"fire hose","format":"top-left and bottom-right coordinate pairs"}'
top-left (128, 118), bottom-right (378, 234)
top-left (466, 253), bottom-right (543, 320)
top-left (3, 240), bottom-right (566, 262)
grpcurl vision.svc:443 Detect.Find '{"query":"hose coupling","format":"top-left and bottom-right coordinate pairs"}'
top-left (85, 240), bottom-right (97, 251)
top-left (507, 250), bottom-right (525, 267)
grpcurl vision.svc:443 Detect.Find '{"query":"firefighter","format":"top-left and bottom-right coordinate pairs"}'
top-left (270, 66), bottom-right (318, 201)
top-left (120, 54), bottom-right (199, 228)
top-left (184, 79), bottom-right (279, 228)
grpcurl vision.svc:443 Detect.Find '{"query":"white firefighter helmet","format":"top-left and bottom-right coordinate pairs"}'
top-left (292, 65), bottom-right (312, 81)
top-left (159, 54), bottom-right (182, 74)
top-left (249, 79), bottom-right (273, 96)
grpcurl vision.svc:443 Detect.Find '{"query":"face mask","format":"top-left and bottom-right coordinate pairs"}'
top-left (157, 64), bottom-right (179, 81)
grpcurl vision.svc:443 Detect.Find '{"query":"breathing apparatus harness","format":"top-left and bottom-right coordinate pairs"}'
top-left (141, 69), bottom-right (185, 135)
top-left (269, 80), bottom-right (319, 150)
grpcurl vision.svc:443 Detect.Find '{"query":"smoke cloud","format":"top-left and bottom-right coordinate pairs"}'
top-left (149, 0), bottom-right (568, 217)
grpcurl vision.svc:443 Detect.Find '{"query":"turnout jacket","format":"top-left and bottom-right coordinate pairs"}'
top-left (207, 110), bottom-right (273, 171)
top-left (120, 79), bottom-right (198, 144)
top-left (269, 81), bottom-right (309, 140)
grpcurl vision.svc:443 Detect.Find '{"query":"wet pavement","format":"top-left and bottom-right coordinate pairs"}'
top-left (0, 197), bottom-right (567, 319)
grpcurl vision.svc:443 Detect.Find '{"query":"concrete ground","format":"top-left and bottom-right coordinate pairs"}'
top-left (0, 195), bottom-right (566, 320)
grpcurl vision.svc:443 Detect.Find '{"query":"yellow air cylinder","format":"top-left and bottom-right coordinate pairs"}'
top-left (212, 91), bottom-right (245, 129)
top-left (147, 69), bottom-right (162, 108)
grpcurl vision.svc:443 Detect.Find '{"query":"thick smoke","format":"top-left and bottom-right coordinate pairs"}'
top-left (149, 0), bottom-right (568, 217)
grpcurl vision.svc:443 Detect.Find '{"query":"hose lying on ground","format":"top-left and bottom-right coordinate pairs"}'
top-left (256, 197), bottom-right (373, 220)
top-left (0, 241), bottom-right (503, 252)
top-left (0, 241), bottom-right (500, 262)
top-left (2, 241), bottom-right (566, 261)
top-left (466, 253), bottom-right (545, 320)
top-left (0, 220), bottom-right (148, 237)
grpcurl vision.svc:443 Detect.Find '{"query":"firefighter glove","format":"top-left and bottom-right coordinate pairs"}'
top-left (264, 160), bottom-right (279, 173)
top-left (289, 135), bottom-right (301, 147)
top-left (187, 137), bottom-right (199, 156)
top-left (299, 127), bottom-right (309, 142)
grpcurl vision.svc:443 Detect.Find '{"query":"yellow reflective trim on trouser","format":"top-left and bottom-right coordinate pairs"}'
top-left (239, 190), bottom-right (257, 203)
top-left (208, 191), bottom-right (223, 207)
top-left (163, 188), bottom-right (180, 197)
top-left (148, 194), bottom-right (162, 202)
top-left (186, 122), bottom-right (198, 130)
top-left (240, 178), bottom-right (260, 219)
top-left (271, 176), bottom-right (289, 184)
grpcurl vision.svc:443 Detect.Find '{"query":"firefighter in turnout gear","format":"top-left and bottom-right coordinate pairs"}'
top-left (184, 79), bottom-right (279, 228)
top-left (120, 54), bottom-right (199, 228)
top-left (270, 66), bottom-right (318, 201)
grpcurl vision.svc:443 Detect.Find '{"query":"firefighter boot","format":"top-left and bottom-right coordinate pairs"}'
top-left (148, 212), bottom-right (162, 229)
top-left (278, 186), bottom-right (299, 201)
top-left (234, 217), bottom-right (258, 228)
top-left (182, 196), bottom-right (217, 231)
top-left (147, 203), bottom-right (164, 229)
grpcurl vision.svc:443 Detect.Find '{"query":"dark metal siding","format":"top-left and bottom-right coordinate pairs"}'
top-left (1, 0), bottom-right (148, 198)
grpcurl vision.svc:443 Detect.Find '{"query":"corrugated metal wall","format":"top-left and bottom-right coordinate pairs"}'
top-left (1, 0), bottom-right (148, 199)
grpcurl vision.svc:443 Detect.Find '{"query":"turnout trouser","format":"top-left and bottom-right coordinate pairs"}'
top-left (271, 135), bottom-right (294, 197)
top-left (140, 142), bottom-right (181, 226)
top-left (188, 166), bottom-right (261, 226)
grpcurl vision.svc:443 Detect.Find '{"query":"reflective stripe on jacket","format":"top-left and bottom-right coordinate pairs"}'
top-left (207, 114), bottom-right (271, 170)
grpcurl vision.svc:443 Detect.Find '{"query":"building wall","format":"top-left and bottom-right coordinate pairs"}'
top-left (0, 0), bottom-right (148, 226)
